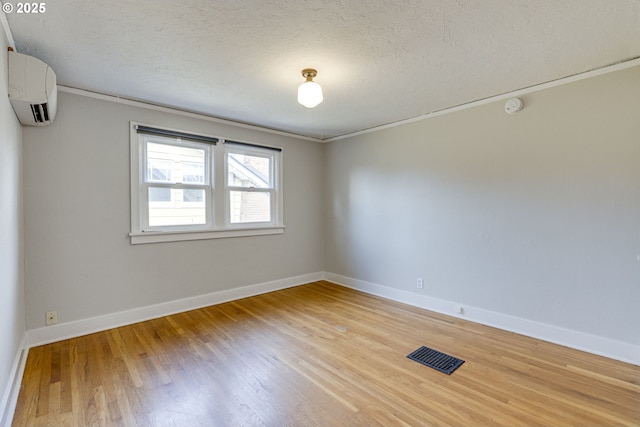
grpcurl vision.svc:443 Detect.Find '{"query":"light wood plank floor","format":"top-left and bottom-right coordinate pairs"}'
top-left (12, 281), bottom-right (640, 426)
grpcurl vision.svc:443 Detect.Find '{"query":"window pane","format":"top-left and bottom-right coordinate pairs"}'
top-left (227, 153), bottom-right (271, 188)
top-left (183, 188), bottom-right (204, 203)
top-left (146, 142), bottom-right (206, 184)
top-left (147, 159), bottom-right (172, 182)
top-left (229, 191), bottom-right (270, 223)
top-left (183, 162), bottom-right (205, 184)
top-left (148, 187), bottom-right (206, 227)
top-left (149, 187), bottom-right (171, 202)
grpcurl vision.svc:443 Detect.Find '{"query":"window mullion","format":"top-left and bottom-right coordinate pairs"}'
top-left (213, 144), bottom-right (226, 227)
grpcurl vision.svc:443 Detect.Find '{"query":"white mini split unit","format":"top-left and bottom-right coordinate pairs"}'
top-left (7, 50), bottom-right (57, 126)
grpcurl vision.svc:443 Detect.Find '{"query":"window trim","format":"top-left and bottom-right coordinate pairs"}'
top-left (130, 122), bottom-right (284, 244)
top-left (224, 143), bottom-right (279, 227)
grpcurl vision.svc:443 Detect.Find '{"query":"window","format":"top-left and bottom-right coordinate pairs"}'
top-left (144, 140), bottom-right (210, 228)
top-left (226, 145), bottom-right (276, 224)
top-left (130, 123), bottom-right (283, 244)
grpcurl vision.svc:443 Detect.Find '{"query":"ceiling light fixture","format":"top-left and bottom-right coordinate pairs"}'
top-left (297, 68), bottom-right (323, 108)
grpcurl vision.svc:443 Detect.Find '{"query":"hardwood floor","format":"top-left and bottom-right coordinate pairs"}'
top-left (12, 281), bottom-right (640, 426)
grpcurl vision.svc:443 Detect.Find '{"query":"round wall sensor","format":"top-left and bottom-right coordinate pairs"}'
top-left (504, 98), bottom-right (524, 114)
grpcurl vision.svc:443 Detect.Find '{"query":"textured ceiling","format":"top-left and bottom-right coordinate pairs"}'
top-left (4, 0), bottom-right (640, 140)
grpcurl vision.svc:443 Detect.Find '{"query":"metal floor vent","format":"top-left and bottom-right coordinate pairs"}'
top-left (407, 346), bottom-right (465, 375)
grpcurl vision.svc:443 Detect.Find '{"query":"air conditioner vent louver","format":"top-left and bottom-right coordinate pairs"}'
top-left (30, 103), bottom-right (50, 123)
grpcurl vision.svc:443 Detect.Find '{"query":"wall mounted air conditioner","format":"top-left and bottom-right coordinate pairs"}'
top-left (7, 50), bottom-right (57, 126)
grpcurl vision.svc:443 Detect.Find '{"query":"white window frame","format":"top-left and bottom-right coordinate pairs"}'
top-left (141, 138), bottom-right (212, 231)
top-left (130, 122), bottom-right (284, 244)
top-left (224, 143), bottom-right (279, 227)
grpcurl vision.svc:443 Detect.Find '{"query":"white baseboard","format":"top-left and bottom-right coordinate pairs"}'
top-left (323, 272), bottom-right (640, 366)
top-left (20, 269), bottom-right (640, 363)
top-left (1, 334), bottom-right (27, 427)
top-left (27, 272), bottom-right (323, 348)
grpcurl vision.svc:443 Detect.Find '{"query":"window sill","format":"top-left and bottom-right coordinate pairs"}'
top-left (130, 226), bottom-right (284, 245)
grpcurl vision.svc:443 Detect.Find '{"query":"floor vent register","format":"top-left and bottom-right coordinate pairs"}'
top-left (407, 346), bottom-right (465, 375)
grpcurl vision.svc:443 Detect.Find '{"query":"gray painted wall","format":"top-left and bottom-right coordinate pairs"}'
top-left (0, 32), bottom-right (25, 423)
top-left (18, 63), bottom-right (640, 353)
top-left (325, 66), bottom-right (640, 345)
top-left (22, 92), bottom-right (324, 330)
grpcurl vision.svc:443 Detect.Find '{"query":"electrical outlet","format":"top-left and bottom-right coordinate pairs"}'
top-left (417, 278), bottom-right (423, 289)
top-left (46, 311), bottom-right (57, 325)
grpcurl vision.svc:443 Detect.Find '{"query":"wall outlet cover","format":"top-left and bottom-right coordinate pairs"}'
top-left (46, 311), bottom-right (57, 325)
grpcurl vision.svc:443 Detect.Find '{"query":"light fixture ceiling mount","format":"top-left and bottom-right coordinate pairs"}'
top-left (301, 68), bottom-right (317, 80)
top-left (297, 68), bottom-right (323, 108)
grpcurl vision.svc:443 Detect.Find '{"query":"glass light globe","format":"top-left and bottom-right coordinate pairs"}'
top-left (297, 81), bottom-right (323, 108)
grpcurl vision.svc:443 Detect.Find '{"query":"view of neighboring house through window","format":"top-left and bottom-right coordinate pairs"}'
top-left (146, 141), bottom-right (209, 227)
top-left (226, 148), bottom-right (274, 224)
